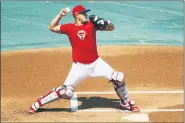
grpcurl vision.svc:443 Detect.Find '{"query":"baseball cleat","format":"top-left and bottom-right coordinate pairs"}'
top-left (120, 100), bottom-right (140, 112)
top-left (28, 96), bottom-right (43, 114)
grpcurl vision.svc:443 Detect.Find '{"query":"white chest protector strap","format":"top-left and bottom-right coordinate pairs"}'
top-left (109, 71), bottom-right (129, 103)
top-left (40, 85), bottom-right (75, 106)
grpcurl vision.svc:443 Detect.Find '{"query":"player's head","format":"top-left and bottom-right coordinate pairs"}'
top-left (72, 5), bottom-right (90, 24)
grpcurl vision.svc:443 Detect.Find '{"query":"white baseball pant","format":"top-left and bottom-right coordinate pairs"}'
top-left (64, 57), bottom-right (114, 87)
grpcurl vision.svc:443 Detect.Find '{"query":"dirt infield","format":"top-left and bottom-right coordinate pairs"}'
top-left (1, 46), bottom-right (184, 122)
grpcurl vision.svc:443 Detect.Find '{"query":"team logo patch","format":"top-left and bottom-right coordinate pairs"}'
top-left (77, 30), bottom-right (86, 40)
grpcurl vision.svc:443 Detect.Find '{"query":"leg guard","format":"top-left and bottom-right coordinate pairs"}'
top-left (40, 85), bottom-right (75, 106)
top-left (109, 71), bottom-right (130, 103)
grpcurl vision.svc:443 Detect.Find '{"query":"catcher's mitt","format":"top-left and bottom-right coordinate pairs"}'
top-left (89, 15), bottom-right (111, 30)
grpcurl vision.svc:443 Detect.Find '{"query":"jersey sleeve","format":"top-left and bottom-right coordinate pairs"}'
top-left (60, 23), bottom-right (71, 34)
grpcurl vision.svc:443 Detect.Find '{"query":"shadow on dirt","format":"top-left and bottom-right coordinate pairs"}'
top-left (38, 96), bottom-right (121, 113)
top-left (77, 96), bottom-right (120, 110)
top-left (38, 108), bottom-right (70, 112)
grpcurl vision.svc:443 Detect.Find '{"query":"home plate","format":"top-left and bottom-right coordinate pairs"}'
top-left (122, 113), bottom-right (149, 122)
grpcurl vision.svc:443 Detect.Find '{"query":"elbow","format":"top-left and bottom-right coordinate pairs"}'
top-left (48, 25), bottom-right (53, 31)
top-left (48, 25), bottom-right (55, 32)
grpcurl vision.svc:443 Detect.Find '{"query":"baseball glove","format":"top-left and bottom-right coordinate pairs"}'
top-left (89, 15), bottom-right (110, 30)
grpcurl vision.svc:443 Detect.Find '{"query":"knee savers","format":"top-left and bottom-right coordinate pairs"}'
top-left (40, 85), bottom-right (75, 106)
top-left (110, 71), bottom-right (125, 89)
top-left (54, 85), bottom-right (75, 99)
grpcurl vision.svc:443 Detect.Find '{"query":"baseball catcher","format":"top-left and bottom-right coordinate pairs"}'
top-left (28, 5), bottom-right (140, 113)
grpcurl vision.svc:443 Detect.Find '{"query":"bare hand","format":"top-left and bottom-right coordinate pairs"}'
top-left (59, 8), bottom-right (68, 17)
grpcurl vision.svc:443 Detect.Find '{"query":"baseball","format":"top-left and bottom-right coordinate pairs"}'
top-left (65, 7), bottom-right (70, 13)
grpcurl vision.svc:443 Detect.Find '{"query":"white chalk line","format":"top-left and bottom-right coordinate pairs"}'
top-left (2, 16), bottom-right (48, 27)
top-left (76, 91), bottom-right (184, 95)
top-left (77, 109), bottom-right (184, 113)
top-left (103, 1), bottom-right (183, 16)
top-left (94, 10), bottom-right (156, 22)
top-left (71, 91), bottom-right (184, 112)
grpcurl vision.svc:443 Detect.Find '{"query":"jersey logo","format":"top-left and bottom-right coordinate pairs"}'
top-left (77, 30), bottom-right (86, 40)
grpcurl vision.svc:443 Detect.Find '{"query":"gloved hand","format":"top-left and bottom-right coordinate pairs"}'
top-left (89, 15), bottom-right (110, 30)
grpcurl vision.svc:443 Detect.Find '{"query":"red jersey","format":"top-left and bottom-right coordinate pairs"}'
top-left (60, 21), bottom-right (99, 64)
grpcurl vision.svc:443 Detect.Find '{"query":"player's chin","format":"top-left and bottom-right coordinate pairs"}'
top-left (82, 20), bottom-right (88, 24)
